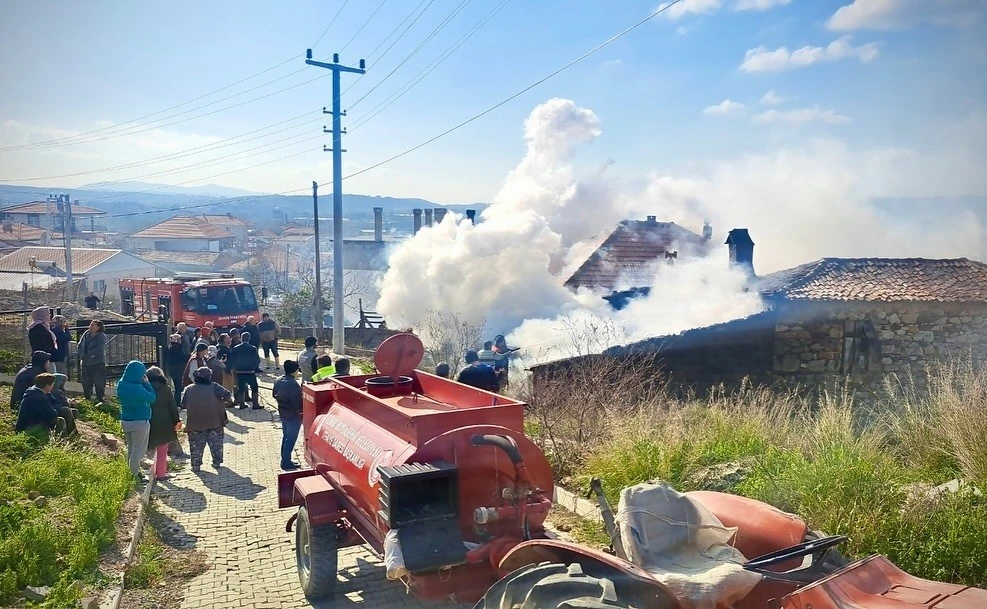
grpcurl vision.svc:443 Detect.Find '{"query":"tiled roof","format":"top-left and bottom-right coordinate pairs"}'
top-left (759, 258), bottom-right (987, 303)
top-left (0, 222), bottom-right (52, 242)
top-left (133, 249), bottom-right (225, 265)
top-left (565, 220), bottom-right (707, 291)
top-left (282, 226), bottom-right (315, 236)
top-left (130, 215), bottom-right (234, 240)
top-left (223, 245), bottom-right (303, 274)
top-left (0, 201), bottom-right (106, 216)
top-left (0, 271), bottom-right (62, 291)
top-left (200, 214), bottom-right (251, 227)
top-left (0, 246), bottom-right (135, 274)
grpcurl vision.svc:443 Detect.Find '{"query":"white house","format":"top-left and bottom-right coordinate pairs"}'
top-left (128, 215), bottom-right (236, 252)
top-left (0, 246), bottom-right (159, 299)
top-left (0, 198), bottom-right (107, 233)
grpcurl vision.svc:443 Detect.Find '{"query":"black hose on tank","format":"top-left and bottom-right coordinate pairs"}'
top-left (470, 434), bottom-right (522, 464)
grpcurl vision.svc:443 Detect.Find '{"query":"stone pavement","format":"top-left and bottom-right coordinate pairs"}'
top-left (153, 386), bottom-right (465, 609)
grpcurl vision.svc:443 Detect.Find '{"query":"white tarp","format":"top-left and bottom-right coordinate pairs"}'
top-left (615, 483), bottom-right (762, 609)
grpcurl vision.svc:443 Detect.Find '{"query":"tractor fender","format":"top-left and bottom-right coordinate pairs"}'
top-left (288, 474), bottom-right (345, 529)
top-left (498, 539), bottom-right (682, 609)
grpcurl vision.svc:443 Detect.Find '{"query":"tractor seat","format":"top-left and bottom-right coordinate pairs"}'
top-left (615, 483), bottom-right (763, 609)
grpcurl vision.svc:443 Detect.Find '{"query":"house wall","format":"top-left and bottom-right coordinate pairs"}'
top-left (771, 301), bottom-right (987, 392)
top-left (128, 237), bottom-right (231, 252)
top-left (530, 301), bottom-right (987, 401)
top-left (78, 254), bottom-right (159, 304)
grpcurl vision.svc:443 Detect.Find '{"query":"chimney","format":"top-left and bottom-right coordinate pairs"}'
top-left (412, 208), bottom-right (422, 234)
top-left (424, 208), bottom-right (433, 227)
top-left (646, 215), bottom-right (657, 224)
top-left (373, 207), bottom-right (383, 242)
top-left (434, 208), bottom-right (447, 224)
top-left (702, 221), bottom-right (712, 241)
top-left (725, 228), bottom-right (755, 275)
top-left (466, 209), bottom-right (476, 225)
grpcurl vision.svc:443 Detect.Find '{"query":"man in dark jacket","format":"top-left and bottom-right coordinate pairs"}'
top-left (272, 360), bottom-right (302, 470)
top-left (15, 373), bottom-right (64, 434)
top-left (50, 315), bottom-right (71, 376)
top-left (230, 332), bottom-right (261, 409)
top-left (242, 316), bottom-right (262, 373)
top-left (456, 351), bottom-right (499, 393)
top-left (11, 351), bottom-right (51, 411)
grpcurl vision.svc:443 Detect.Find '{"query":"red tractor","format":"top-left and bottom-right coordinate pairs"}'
top-left (278, 333), bottom-right (987, 608)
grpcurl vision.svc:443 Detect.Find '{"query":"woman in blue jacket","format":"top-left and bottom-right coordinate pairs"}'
top-left (116, 360), bottom-right (157, 482)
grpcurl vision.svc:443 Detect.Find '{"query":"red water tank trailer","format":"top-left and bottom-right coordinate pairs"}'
top-left (278, 333), bottom-right (554, 603)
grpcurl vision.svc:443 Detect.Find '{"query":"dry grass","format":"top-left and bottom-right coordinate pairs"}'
top-left (528, 359), bottom-right (987, 587)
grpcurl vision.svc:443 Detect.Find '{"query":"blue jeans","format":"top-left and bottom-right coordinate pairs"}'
top-left (280, 416), bottom-right (301, 468)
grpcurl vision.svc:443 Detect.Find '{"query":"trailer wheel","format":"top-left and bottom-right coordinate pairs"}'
top-left (295, 506), bottom-right (338, 600)
top-left (474, 562), bottom-right (635, 609)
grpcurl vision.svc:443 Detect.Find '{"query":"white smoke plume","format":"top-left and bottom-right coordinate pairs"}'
top-left (376, 98), bottom-right (986, 364)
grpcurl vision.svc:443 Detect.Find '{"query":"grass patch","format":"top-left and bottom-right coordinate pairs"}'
top-left (0, 386), bottom-right (133, 606)
top-left (537, 361), bottom-right (987, 587)
top-left (76, 398), bottom-right (123, 437)
top-left (547, 506), bottom-right (611, 551)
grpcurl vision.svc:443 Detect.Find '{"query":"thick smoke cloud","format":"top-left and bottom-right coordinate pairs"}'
top-left (376, 98), bottom-right (986, 363)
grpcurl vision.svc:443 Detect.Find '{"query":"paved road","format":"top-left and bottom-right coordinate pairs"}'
top-left (153, 390), bottom-right (466, 609)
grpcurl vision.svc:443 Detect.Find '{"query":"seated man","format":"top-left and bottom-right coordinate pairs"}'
top-left (49, 373), bottom-right (79, 436)
top-left (456, 351), bottom-right (499, 393)
top-left (15, 373), bottom-right (66, 435)
top-left (10, 350), bottom-right (51, 411)
top-left (332, 357), bottom-right (351, 377)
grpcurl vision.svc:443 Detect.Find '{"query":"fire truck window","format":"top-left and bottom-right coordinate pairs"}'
top-left (183, 288), bottom-right (197, 312)
top-left (205, 286), bottom-right (258, 315)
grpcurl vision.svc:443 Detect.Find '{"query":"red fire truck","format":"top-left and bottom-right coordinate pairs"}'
top-left (119, 274), bottom-right (261, 330)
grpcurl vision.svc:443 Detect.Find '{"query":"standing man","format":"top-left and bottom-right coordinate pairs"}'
top-left (273, 360), bottom-right (302, 470)
top-left (175, 322), bottom-right (192, 361)
top-left (230, 332), bottom-right (261, 409)
top-left (49, 315), bottom-right (71, 376)
top-left (85, 291), bottom-right (100, 310)
top-left (296, 336), bottom-right (318, 382)
top-left (242, 316), bottom-right (261, 373)
top-left (257, 312), bottom-right (281, 371)
top-left (456, 351), bottom-right (499, 393)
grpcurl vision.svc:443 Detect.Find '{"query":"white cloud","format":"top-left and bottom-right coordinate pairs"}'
top-left (735, 0), bottom-right (791, 11)
top-left (703, 100), bottom-right (746, 116)
top-left (658, 0), bottom-right (723, 19)
top-left (828, 0), bottom-right (983, 31)
top-left (760, 90), bottom-right (786, 106)
top-left (740, 35), bottom-right (879, 72)
top-left (753, 106), bottom-right (852, 124)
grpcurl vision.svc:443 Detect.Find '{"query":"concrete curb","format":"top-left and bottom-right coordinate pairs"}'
top-left (0, 373), bottom-right (119, 399)
top-left (553, 485), bottom-right (603, 523)
top-left (99, 463), bottom-right (157, 609)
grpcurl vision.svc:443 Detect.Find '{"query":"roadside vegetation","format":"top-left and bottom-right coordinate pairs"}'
top-left (0, 389), bottom-right (133, 607)
top-left (525, 359), bottom-right (987, 587)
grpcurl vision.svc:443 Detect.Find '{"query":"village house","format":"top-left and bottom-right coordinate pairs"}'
top-left (562, 216), bottom-right (713, 308)
top-left (0, 246), bottom-right (159, 298)
top-left (531, 233), bottom-right (987, 399)
top-left (0, 196), bottom-right (107, 235)
top-left (127, 215), bottom-right (237, 252)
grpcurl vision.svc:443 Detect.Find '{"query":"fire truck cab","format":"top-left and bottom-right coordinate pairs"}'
top-left (119, 274), bottom-right (260, 330)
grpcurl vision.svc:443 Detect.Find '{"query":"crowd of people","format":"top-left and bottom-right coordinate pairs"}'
top-left (10, 309), bottom-right (518, 485)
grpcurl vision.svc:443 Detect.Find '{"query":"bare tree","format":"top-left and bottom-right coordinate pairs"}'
top-left (416, 309), bottom-right (486, 376)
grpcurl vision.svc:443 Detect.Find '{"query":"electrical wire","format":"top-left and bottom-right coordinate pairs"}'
top-left (364, 0), bottom-right (430, 62)
top-left (340, 0), bottom-right (387, 53)
top-left (312, 0), bottom-right (350, 50)
top-left (348, 0), bottom-right (511, 132)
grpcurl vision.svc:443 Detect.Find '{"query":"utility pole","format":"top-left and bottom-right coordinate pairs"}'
top-left (312, 181), bottom-right (323, 341)
top-left (306, 49), bottom-right (365, 355)
top-left (61, 195), bottom-right (73, 302)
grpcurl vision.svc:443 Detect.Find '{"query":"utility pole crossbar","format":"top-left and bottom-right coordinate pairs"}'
top-left (305, 49), bottom-right (365, 356)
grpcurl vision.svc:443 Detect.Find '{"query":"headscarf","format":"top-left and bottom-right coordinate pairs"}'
top-left (29, 306), bottom-right (57, 347)
top-left (192, 366), bottom-right (213, 383)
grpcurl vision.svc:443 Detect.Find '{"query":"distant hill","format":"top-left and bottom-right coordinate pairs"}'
top-left (81, 181), bottom-right (265, 198)
top-left (0, 183), bottom-right (487, 235)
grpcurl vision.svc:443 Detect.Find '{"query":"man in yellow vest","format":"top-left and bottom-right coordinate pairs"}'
top-left (310, 355), bottom-right (336, 382)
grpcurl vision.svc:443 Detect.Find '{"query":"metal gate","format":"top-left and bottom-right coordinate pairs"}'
top-left (74, 319), bottom-right (169, 381)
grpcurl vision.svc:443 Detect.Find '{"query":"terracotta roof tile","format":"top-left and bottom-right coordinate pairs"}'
top-left (199, 214), bottom-right (251, 227)
top-left (130, 215), bottom-right (234, 240)
top-left (133, 249), bottom-right (225, 265)
top-left (0, 246), bottom-right (138, 274)
top-left (0, 201), bottom-right (106, 216)
top-left (565, 220), bottom-right (707, 291)
top-left (759, 258), bottom-right (987, 303)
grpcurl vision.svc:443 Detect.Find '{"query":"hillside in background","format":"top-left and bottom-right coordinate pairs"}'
top-left (0, 183), bottom-right (487, 234)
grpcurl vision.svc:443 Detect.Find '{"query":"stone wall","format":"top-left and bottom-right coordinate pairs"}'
top-left (770, 301), bottom-right (987, 393)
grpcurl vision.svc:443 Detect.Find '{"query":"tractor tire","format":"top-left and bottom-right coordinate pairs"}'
top-left (295, 506), bottom-right (338, 600)
top-left (474, 561), bottom-right (638, 609)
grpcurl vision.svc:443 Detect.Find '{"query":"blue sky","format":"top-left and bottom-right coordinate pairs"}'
top-left (0, 0), bottom-right (984, 204)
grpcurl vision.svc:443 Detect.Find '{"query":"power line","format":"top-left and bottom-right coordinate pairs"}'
top-left (340, 0), bottom-right (387, 53)
top-left (364, 0), bottom-right (430, 62)
top-left (347, 0), bottom-right (471, 111)
top-left (344, 0), bottom-right (685, 180)
top-left (366, 0), bottom-right (436, 66)
top-left (0, 55), bottom-right (304, 152)
top-left (312, 0), bottom-right (350, 50)
top-left (348, 0), bottom-right (511, 132)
